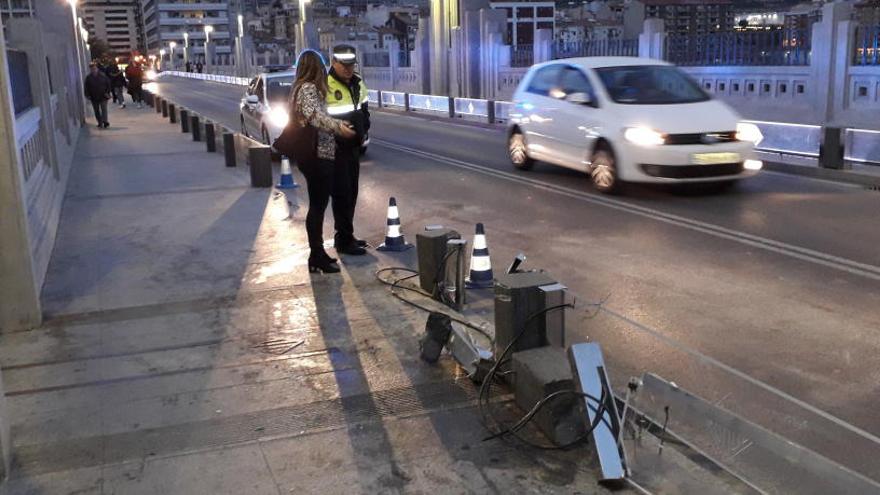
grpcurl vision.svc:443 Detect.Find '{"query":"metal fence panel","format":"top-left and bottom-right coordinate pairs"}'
top-left (853, 25), bottom-right (880, 65)
top-left (381, 91), bottom-right (406, 107)
top-left (845, 128), bottom-right (880, 165)
top-left (367, 89), bottom-right (379, 105)
top-left (454, 98), bottom-right (489, 117)
top-left (746, 120), bottom-right (822, 157)
top-left (552, 39), bottom-right (639, 59)
top-left (666, 29), bottom-right (811, 66)
top-left (408, 93), bottom-right (449, 112)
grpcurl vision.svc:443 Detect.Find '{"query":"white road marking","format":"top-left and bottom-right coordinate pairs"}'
top-left (375, 139), bottom-right (880, 282)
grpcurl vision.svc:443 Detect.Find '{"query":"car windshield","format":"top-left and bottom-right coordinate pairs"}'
top-left (266, 76), bottom-right (294, 103)
top-left (595, 65), bottom-right (709, 105)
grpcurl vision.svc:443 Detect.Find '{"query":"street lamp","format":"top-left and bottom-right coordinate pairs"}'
top-left (204, 24), bottom-right (214, 70)
top-left (169, 41), bottom-right (177, 69)
top-left (159, 48), bottom-right (166, 70)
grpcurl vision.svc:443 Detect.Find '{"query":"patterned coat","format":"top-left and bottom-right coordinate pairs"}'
top-left (290, 82), bottom-right (339, 161)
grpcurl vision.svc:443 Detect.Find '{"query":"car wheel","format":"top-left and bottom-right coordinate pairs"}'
top-left (590, 147), bottom-right (620, 194)
top-left (240, 115), bottom-right (249, 137)
top-left (509, 131), bottom-right (534, 170)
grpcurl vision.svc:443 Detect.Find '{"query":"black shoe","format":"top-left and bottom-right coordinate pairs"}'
top-left (308, 256), bottom-right (340, 274)
top-left (337, 244), bottom-right (367, 256)
top-left (355, 239), bottom-right (368, 247)
top-left (103, 122), bottom-right (110, 128)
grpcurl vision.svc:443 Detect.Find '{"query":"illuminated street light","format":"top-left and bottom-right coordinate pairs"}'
top-left (238, 14), bottom-right (244, 38)
top-left (204, 24), bottom-right (214, 44)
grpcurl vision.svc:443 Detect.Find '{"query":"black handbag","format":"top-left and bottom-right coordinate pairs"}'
top-left (272, 87), bottom-right (317, 164)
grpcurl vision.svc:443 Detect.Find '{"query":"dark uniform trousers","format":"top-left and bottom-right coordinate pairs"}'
top-left (332, 143), bottom-right (360, 248)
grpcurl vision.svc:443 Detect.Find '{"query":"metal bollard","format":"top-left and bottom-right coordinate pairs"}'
top-left (248, 146), bottom-right (273, 187)
top-left (377, 90), bottom-right (383, 108)
top-left (169, 103), bottom-right (177, 124)
top-left (223, 132), bottom-right (236, 167)
top-left (448, 96), bottom-right (455, 118)
top-left (191, 114), bottom-right (201, 141)
top-left (404, 93), bottom-right (410, 112)
top-left (180, 108), bottom-right (190, 133)
top-left (155, 95), bottom-right (162, 113)
top-left (819, 127), bottom-right (844, 169)
top-left (161, 99), bottom-right (168, 118)
top-left (487, 100), bottom-right (496, 125)
top-left (205, 121), bottom-right (216, 152)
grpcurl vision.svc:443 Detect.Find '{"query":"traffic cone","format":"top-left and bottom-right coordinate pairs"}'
top-left (277, 156), bottom-right (299, 189)
top-left (377, 197), bottom-right (413, 252)
top-left (466, 223), bottom-right (493, 288)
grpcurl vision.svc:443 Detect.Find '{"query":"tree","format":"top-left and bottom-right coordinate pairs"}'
top-left (89, 38), bottom-right (112, 62)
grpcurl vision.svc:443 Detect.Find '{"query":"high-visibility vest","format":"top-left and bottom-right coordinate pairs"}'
top-left (326, 73), bottom-right (369, 118)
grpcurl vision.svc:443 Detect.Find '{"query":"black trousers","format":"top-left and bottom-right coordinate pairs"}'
top-left (332, 145), bottom-right (360, 247)
top-left (90, 99), bottom-right (108, 125)
top-left (301, 158), bottom-right (334, 257)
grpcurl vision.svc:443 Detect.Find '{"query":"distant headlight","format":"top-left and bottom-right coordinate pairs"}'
top-left (145, 69), bottom-right (157, 80)
top-left (623, 127), bottom-right (666, 146)
top-left (268, 105), bottom-right (289, 128)
top-left (736, 122), bottom-right (763, 145)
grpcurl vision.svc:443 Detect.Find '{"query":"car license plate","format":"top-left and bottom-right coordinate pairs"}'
top-left (691, 152), bottom-right (741, 165)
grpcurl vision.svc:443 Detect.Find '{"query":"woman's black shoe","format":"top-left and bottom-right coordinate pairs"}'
top-left (308, 256), bottom-right (340, 274)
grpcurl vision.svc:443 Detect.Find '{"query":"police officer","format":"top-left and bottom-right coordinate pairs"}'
top-left (326, 44), bottom-right (370, 256)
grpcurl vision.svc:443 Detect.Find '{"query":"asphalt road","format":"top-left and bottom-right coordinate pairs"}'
top-left (150, 76), bottom-right (880, 483)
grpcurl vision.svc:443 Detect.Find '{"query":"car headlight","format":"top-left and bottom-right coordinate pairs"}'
top-left (736, 122), bottom-right (763, 145)
top-left (145, 69), bottom-right (157, 80)
top-left (268, 106), bottom-right (289, 128)
top-left (624, 127), bottom-right (666, 146)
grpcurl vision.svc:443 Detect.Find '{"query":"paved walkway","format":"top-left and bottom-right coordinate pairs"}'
top-left (0, 101), bottom-right (630, 493)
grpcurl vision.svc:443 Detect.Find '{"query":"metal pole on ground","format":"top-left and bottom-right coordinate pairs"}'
top-left (205, 122), bottom-right (216, 152)
top-left (180, 108), bottom-right (190, 133)
top-left (448, 97), bottom-right (455, 118)
top-left (191, 114), bottom-right (201, 141)
top-left (161, 99), bottom-right (168, 118)
top-left (487, 100), bottom-right (495, 125)
top-left (169, 103), bottom-right (177, 124)
top-left (248, 146), bottom-right (273, 187)
top-left (155, 95), bottom-right (162, 113)
top-left (223, 132), bottom-right (236, 167)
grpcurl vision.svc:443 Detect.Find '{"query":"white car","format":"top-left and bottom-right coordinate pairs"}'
top-left (507, 57), bottom-right (763, 193)
top-left (240, 69), bottom-right (295, 146)
top-left (239, 68), bottom-right (371, 154)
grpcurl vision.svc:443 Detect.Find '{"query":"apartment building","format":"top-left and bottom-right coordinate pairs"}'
top-left (83, 1), bottom-right (144, 58)
top-left (141, 0), bottom-right (233, 63)
top-left (643, 0), bottom-right (735, 35)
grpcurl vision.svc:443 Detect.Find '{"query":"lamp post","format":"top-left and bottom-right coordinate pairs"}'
top-left (169, 42), bottom-right (177, 70)
top-left (68, 0), bottom-right (87, 123)
top-left (183, 32), bottom-right (189, 69)
top-left (204, 24), bottom-right (214, 73)
top-left (159, 49), bottom-right (166, 71)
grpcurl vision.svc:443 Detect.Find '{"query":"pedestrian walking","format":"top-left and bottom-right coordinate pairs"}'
top-left (109, 63), bottom-right (127, 108)
top-left (287, 50), bottom-right (356, 274)
top-left (185, 61), bottom-right (192, 73)
top-left (196, 61), bottom-right (203, 73)
top-left (125, 62), bottom-right (144, 108)
top-left (326, 44), bottom-right (371, 256)
top-left (84, 62), bottom-right (111, 128)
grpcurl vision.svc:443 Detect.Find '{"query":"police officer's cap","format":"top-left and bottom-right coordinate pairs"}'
top-left (332, 44), bottom-right (357, 65)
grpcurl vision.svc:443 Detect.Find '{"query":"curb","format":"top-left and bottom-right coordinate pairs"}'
top-left (763, 161), bottom-right (880, 188)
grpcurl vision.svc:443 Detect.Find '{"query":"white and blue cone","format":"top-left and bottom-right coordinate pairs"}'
top-left (377, 197), bottom-right (413, 252)
top-left (466, 223), bottom-right (494, 288)
top-left (277, 156), bottom-right (299, 189)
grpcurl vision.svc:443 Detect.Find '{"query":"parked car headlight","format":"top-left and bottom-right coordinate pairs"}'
top-left (624, 127), bottom-right (666, 146)
top-left (268, 105), bottom-right (289, 128)
top-left (736, 122), bottom-right (763, 145)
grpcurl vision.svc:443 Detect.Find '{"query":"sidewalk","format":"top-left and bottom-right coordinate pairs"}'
top-left (0, 101), bottom-right (627, 493)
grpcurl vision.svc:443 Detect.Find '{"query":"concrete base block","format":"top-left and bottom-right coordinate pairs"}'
top-left (512, 346), bottom-right (585, 446)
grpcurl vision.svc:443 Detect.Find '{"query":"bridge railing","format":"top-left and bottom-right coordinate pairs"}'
top-left (853, 24), bottom-right (880, 66)
top-left (552, 39), bottom-right (639, 59)
top-left (665, 28), bottom-right (812, 67)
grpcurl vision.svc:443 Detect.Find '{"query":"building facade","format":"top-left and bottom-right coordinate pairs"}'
top-left (84, 1), bottom-right (144, 59)
top-left (643, 0), bottom-right (735, 35)
top-left (490, 1), bottom-right (555, 46)
top-left (140, 0), bottom-right (233, 63)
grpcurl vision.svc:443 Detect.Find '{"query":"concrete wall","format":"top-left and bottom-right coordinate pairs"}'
top-left (0, 10), bottom-right (85, 332)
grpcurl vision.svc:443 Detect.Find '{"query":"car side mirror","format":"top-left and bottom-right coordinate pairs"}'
top-left (246, 94), bottom-right (259, 105)
top-left (566, 92), bottom-right (595, 107)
